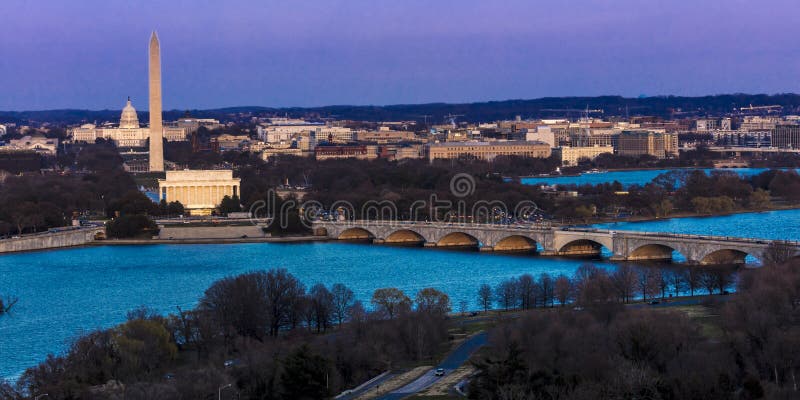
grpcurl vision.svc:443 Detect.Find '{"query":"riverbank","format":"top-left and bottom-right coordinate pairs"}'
top-left (96, 235), bottom-right (328, 246)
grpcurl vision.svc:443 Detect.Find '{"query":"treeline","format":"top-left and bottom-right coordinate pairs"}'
top-left (468, 257), bottom-right (800, 400)
top-left (0, 142), bottom-right (181, 238)
top-left (3, 269), bottom-right (452, 399)
top-left (7, 93), bottom-right (800, 123)
top-left (0, 143), bottom-right (134, 236)
top-left (551, 169), bottom-right (800, 222)
top-left (477, 263), bottom-right (736, 313)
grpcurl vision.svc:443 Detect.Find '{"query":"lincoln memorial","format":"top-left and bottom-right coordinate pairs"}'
top-left (157, 170), bottom-right (241, 215)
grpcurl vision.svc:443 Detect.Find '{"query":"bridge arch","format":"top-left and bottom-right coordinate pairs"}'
top-left (338, 227), bottom-right (375, 241)
top-left (384, 229), bottom-right (426, 245)
top-left (699, 248), bottom-right (753, 265)
top-left (436, 231), bottom-right (480, 249)
top-left (557, 239), bottom-right (610, 258)
top-left (494, 235), bottom-right (539, 253)
top-left (628, 243), bottom-right (687, 262)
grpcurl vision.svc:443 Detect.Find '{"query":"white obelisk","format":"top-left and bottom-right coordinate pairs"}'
top-left (148, 31), bottom-right (164, 172)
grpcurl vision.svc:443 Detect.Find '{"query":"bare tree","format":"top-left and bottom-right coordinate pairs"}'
top-left (554, 275), bottom-right (572, 306)
top-left (496, 279), bottom-right (519, 310)
top-left (686, 268), bottom-right (700, 296)
top-left (538, 273), bottom-right (555, 307)
top-left (698, 270), bottom-right (717, 295)
top-left (264, 268), bottom-right (305, 336)
top-left (669, 269), bottom-right (688, 297)
top-left (478, 283), bottom-right (493, 312)
top-left (611, 264), bottom-right (637, 303)
top-left (310, 283), bottom-right (334, 333)
top-left (330, 283), bottom-right (355, 326)
top-left (518, 274), bottom-right (536, 309)
top-left (199, 271), bottom-right (271, 340)
top-left (371, 288), bottom-right (411, 319)
top-left (415, 288), bottom-right (451, 315)
top-left (636, 268), bottom-right (660, 301)
top-left (459, 300), bottom-right (469, 315)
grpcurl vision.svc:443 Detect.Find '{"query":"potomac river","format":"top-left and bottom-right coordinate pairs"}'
top-left (520, 167), bottom-right (794, 187)
top-left (1, 208), bottom-right (799, 379)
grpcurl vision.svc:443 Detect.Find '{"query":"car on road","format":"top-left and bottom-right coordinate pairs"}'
top-left (434, 368), bottom-right (445, 377)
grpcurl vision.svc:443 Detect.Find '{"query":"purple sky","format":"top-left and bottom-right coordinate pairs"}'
top-left (1, 0), bottom-right (799, 110)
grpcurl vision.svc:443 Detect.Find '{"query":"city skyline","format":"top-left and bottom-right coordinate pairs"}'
top-left (2, 0), bottom-right (800, 111)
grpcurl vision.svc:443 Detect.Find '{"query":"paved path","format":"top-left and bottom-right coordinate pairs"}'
top-left (377, 331), bottom-right (488, 400)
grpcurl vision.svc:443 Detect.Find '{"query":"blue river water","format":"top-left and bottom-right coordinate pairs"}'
top-left (521, 167), bottom-right (786, 187)
top-left (1, 209), bottom-right (798, 379)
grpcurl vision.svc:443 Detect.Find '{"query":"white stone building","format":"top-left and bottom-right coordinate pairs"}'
top-left (157, 170), bottom-right (241, 215)
top-left (2, 135), bottom-right (59, 155)
top-left (70, 98), bottom-right (186, 147)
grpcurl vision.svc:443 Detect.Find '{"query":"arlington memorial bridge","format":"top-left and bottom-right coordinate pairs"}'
top-left (311, 220), bottom-right (800, 265)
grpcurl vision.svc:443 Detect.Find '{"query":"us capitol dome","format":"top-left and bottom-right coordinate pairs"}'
top-left (119, 96), bottom-right (139, 129)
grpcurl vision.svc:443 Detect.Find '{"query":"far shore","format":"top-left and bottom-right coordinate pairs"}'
top-left (514, 164), bottom-right (799, 180)
top-left (95, 235), bottom-right (329, 246)
top-left (565, 203), bottom-right (800, 227)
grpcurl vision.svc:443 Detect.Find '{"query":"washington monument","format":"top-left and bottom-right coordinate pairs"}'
top-left (148, 31), bottom-right (164, 172)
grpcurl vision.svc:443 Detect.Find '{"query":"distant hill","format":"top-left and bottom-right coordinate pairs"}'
top-left (3, 93), bottom-right (800, 124)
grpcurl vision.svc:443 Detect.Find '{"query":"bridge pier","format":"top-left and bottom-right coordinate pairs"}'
top-left (423, 242), bottom-right (437, 248)
top-left (479, 246), bottom-right (494, 252)
top-left (373, 239), bottom-right (385, 244)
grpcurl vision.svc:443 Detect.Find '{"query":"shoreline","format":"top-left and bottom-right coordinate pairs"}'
top-left (95, 235), bottom-right (330, 246)
top-left (515, 165), bottom-right (799, 180)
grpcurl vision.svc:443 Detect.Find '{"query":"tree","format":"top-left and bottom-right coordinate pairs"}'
top-left (748, 188), bottom-right (771, 209)
top-left (106, 215), bottom-right (159, 238)
top-left (219, 195), bottom-right (241, 214)
top-left (478, 283), bottom-right (493, 312)
top-left (538, 273), bottom-right (554, 307)
top-left (517, 274), bottom-right (536, 309)
top-left (310, 283), bottom-right (334, 333)
top-left (496, 279), bottom-right (519, 310)
top-left (698, 270), bottom-right (717, 295)
top-left (636, 268), bottom-right (660, 301)
top-left (330, 283), bottom-right (355, 326)
top-left (574, 204), bottom-right (594, 222)
top-left (554, 275), bottom-right (572, 306)
top-left (114, 319), bottom-right (177, 378)
top-left (265, 268), bottom-right (305, 336)
top-left (199, 271), bottom-right (270, 341)
top-left (611, 264), bottom-right (637, 303)
top-left (686, 268), bottom-right (700, 296)
top-left (281, 345), bottom-right (332, 400)
top-left (371, 288), bottom-right (411, 319)
top-left (652, 199), bottom-right (673, 218)
top-left (415, 288), bottom-right (451, 315)
top-left (669, 269), bottom-right (688, 297)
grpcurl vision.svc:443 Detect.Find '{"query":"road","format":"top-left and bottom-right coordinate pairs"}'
top-left (336, 371), bottom-right (399, 400)
top-left (377, 331), bottom-right (488, 400)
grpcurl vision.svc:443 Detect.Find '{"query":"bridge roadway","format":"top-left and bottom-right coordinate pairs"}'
top-left (312, 220), bottom-right (800, 265)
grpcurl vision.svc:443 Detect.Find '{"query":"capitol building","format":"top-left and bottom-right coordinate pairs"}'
top-left (70, 97), bottom-right (186, 147)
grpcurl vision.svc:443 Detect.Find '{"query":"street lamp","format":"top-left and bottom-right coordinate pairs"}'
top-left (218, 383), bottom-right (232, 400)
